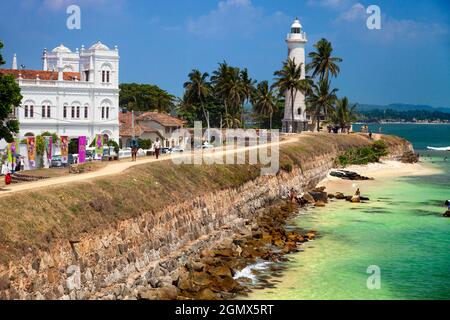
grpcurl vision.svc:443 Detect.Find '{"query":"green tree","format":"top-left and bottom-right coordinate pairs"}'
top-left (239, 68), bottom-right (256, 128)
top-left (252, 81), bottom-right (278, 129)
top-left (305, 79), bottom-right (338, 132)
top-left (0, 41), bottom-right (22, 142)
top-left (183, 70), bottom-right (212, 129)
top-left (307, 38), bottom-right (342, 83)
top-left (273, 58), bottom-right (307, 133)
top-left (211, 61), bottom-right (231, 127)
top-left (119, 83), bottom-right (176, 113)
top-left (328, 97), bottom-right (358, 132)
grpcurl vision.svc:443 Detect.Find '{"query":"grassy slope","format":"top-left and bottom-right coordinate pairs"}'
top-left (0, 133), bottom-right (406, 264)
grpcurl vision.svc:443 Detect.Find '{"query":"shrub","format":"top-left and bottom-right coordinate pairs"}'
top-left (337, 140), bottom-right (389, 167)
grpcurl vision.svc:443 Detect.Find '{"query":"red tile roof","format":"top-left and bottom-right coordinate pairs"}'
top-left (119, 112), bottom-right (162, 138)
top-left (135, 112), bottom-right (187, 127)
top-left (0, 69), bottom-right (81, 81)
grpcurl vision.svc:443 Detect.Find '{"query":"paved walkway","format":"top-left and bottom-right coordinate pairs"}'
top-left (0, 136), bottom-right (297, 197)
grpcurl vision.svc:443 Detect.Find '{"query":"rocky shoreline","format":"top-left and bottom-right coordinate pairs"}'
top-left (135, 185), bottom-right (367, 300)
top-left (135, 200), bottom-right (315, 300)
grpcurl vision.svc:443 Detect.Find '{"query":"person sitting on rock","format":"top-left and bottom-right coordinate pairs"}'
top-left (355, 188), bottom-right (361, 196)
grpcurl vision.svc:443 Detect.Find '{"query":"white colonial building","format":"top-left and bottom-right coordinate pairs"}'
top-left (0, 41), bottom-right (120, 143)
top-left (282, 18), bottom-right (308, 133)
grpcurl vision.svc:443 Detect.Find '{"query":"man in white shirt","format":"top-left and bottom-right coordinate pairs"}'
top-left (153, 138), bottom-right (161, 159)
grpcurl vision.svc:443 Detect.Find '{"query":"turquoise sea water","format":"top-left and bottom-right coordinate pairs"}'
top-left (248, 124), bottom-right (450, 300)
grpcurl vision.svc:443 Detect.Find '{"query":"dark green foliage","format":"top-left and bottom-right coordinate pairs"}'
top-left (0, 41), bottom-right (22, 142)
top-left (119, 83), bottom-right (176, 113)
top-left (338, 140), bottom-right (388, 166)
top-left (137, 139), bottom-right (152, 150)
top-left (107, 140), bottom-right (120, 154)
top-left (358, 108), bottom-right (450, 122)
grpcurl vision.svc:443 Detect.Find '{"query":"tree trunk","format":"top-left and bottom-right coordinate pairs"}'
top-left (224, 100), bottom-right (229, 128)
top-left (290, 89), bottom-right (295, 133)
top-left (269, 112), bottom-right (273, 131)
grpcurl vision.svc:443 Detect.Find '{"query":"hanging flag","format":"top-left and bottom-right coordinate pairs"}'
top-left (78, 136), bottom-right (86, 164)
top-left (60, 136), bottom-right (69, 164)
top-left (27, 137), bottom-right (36, 167)
top-left (95, 134), bottom-right (103, 160)
top-left (44, 136), bottom-right (53, 162)
top-left (7, 143), bottom-right (13, 164)
top-left (10, 141), bottom-right (17, 168)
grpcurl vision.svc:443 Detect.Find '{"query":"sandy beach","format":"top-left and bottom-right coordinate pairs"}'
top-left (318, 159), bottom-right (443, 195)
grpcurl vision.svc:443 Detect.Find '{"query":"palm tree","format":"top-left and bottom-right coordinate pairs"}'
top-left (329, 97), bottom-right (358, 133)
top-left (183, 69), bottom-right (211, 128)
top-left (307, 38), bottom-right (342, 83)
top-left (239, 68), bottom-right (256, 128)
top-left (252, 81), bottom-right (277, 129)
top-left (211, 61), bottom-right (231, 128)
top-left (216, 67), bottom-right (245, 128)
top-left (273, 58), bottom-right (307, 133)
top-left (305, 79), bottom-right (338, 132)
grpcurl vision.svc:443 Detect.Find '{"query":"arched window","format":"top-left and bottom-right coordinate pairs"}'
top-left (101, 64), bottom-right (112, 83)
top-left (47, 105), bottom-right (51, 118)
top-left (24, 105), bottom-right (29, 118)
top-left (71, 106), bottom-right (75, 118)
top-left (84, 106), bottom-right (88, 119)
top-left (101, 99), bottom-right (112, 119)
top-left (29, 105), bottom-right (34, 118)
top-left (76, 106), bottom-right (80, 119)
top-left (298, 108), bottom-right (302, 115)
top-left (63, 106), bottom-right (68, 118)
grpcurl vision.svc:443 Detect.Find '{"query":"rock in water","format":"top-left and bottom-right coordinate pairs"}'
top-left (351, 196), bottom-right (361, 203)
top-left (301, 193), bottom-right (315, 204)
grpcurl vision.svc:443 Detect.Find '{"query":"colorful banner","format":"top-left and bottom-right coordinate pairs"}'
top-left (78, 136), bottom-right (86, 164)
top-left (11, 141), bottom-right (17, 168)
top-left (60, 136), bottom-right (69, 164)
top-left (7, 143), bottom-right (13, 164)
top-left (27, 137), bottom-right (36, 167)
top-left (95, 134), bottom-right (103, 160)
top-left (44, 136), bottom-right (53, 162)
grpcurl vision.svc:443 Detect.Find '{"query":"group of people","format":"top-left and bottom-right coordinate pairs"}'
top-left (1, 156), bottom-right (25, 186)
top-left (130, 138), bottom-right (162, 162)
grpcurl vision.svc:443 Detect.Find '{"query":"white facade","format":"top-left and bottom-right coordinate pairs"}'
top-left (10, 41), bottom-right (120, 143)
top-left (282, 18), bottom-right (308, 133)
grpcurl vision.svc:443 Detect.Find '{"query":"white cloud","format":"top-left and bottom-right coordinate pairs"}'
top-left (187, 0), bottom-right (288, 38)
top-left (336, 3), bottom-right (365, 22)
top-left (22, 0), bottom-right (124, 11)
top-left (307, 0), bottom-right (353, 9)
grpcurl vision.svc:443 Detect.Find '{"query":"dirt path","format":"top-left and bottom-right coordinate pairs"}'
top-left (0, 135), bottom-right (298, 197)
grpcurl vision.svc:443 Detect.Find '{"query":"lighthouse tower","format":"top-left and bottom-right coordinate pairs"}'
top-left (282, 18), bottom-right (308, 133)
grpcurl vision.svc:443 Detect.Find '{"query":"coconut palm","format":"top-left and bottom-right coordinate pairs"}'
top-left (307, 38), bottom-right (342, 82)
top-left (239, 68), bottom-right (256, 128)
top-left (216, 67), bottom-right (246, 128)
top-left (273, 58), bottom-right (307, 133)
top-left (252, 81), bottom-right (278, 130)
top-left (211, 61), bottom-right (231, 127)
top-left (329, 97), bottom-right (358, 132)
top-left (183, 69), bottom-right (211, 128)
top-left (305, 79), bottom-right (338, 132)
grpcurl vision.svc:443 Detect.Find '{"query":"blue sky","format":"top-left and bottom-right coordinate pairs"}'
top-left (1, 0), bottom-right (449, 107)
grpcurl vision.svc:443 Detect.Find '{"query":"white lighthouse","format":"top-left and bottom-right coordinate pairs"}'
top-left (282, 18), bottom-right (308, 133)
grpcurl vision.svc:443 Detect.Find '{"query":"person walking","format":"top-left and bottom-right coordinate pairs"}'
top-left (20, 157), bottom-right (25, 171)
top-left (130, 138), bottom-right (138, 162)
top-left (154, 138), bottom-right (161, 160)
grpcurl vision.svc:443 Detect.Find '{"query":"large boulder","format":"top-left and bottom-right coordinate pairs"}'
top-left (301, 193), bottom-right (315, 204)
top-left (309, 191), bottom-right (328, 203)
